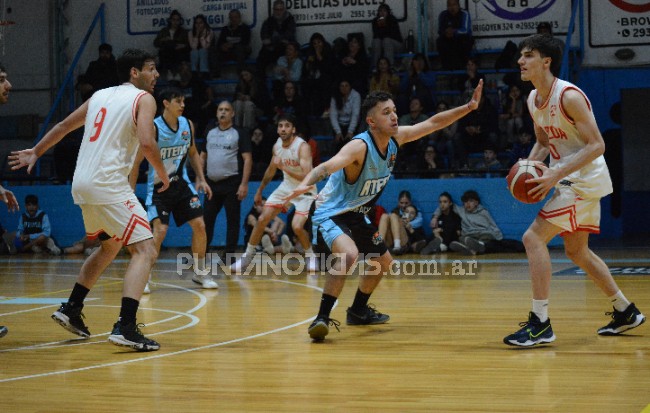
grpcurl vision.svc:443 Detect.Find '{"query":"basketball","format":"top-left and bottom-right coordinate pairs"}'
top-left (506, 160), bottom-right (544, 204)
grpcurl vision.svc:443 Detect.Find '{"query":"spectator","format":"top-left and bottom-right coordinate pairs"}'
top-left (417, 144), bottom-right (444, 178)
top-left (370, 3), bottom-right (403, 69)
top-left (272, 80), bottom-right (307, 133)
top-left (499, 84), bottom-right (525, 145)
top-left (232, 68), bottom-right (270, 131)
top-left (243, 198), bottom-right (290, 254)
top-left (369, 56), bottom-right (400, 96)
top-left (63, 235), bottom-right (101, 256)
top-left (402, 204), bottom-right (427, 253)
top-left (335, 34), bottom-right (370, 97)
top-left (213, 9), bottom-right (251, 77)
top-left (397, 52), bottom-right (435, 113)
top-left (475, 143), bottom-right (504, 176)
top-left (170, 61), bottom-right (215, 137)
top-left (272, 41), bottom-right (303, 99)
top-left (507, 129), bottom-right (534, 167)
top-left (256, 0), bottom-right (296, 77)
top-left (377, 190), bottom-right (424, 256)
top-left (453, 88), bottom-right (499, 167)
top-left (425, 100), bottom-right (457, 166)
top-left (250, 126), bottom-right (273, 178)
top-left (395, 97), bottom-right (429, 172)
top-left (201, 101), bottom-right (253, 258)
top-left (458, 57), bottom-right (485, 102)
top-left (188, 14), bottom-right (213, 79)
top-left (436, 0), bottom-right (474, 70)
top-left (446, 190), bottom-right (524, 255)
top-left (153, 10), bottom-right (190, 78)
top-left (76, 43), bottom-right (119, 102)
top-left (302, 32), bottom-right (335, 117)
top-left (329, 79), bottom-right (361, 153)
top-left (421, 191), bottom-right (461, 254)
top-left (4, 194), bottom-right (61, 255)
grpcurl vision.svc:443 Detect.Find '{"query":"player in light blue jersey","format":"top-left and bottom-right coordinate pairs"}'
top-left (285, 82), bottom-right (484, 341)
top-left (130, 88), bottom-right (217, 290)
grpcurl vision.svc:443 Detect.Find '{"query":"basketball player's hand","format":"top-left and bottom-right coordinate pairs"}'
top-left (157, 175), bottom-right (170, 193)
top-left (196, 180), bottom-right (212, 200)
top-left (0, 188), bottom-right (19, 212)
top-left (526, 162), bottom-right (556, 200)
top-left (466, 79), bottom-right (484, 111)
top-left (283, 184), bottom-right (310, 203)
top-left (9, 149), bottom-right (38, 174)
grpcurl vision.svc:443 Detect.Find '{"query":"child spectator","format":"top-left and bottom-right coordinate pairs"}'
top-left (421, 191), bottom-right (461, 254)
top-left (4, 194), bottom-right (61, 255)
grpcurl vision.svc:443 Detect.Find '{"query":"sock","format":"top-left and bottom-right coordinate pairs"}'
top-left (245, 243), bottom-right (256, 255)
top-left (317, 294), bottom-right (337, 319)
top-left (304, 247), bottom-right (314, 255)
top-left (608, 290), bottom-right (630, 312)
top-left (351, 288), bottom-right (371, 312)
top-left (118, 297), bottom-right (140, 326)
top-left (393, 239), bottom-right (401, 249)
top-left (532, 299), bottom-right (549, 322)
top-left (194, 255), bottom-right (206, 271)
top-left (68, 283), bottom-right (90, 308)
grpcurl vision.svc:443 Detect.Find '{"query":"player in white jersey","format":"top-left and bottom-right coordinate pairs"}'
top-left (10, 49), bottom-right (170, 351)
top-left (503, 34), bottom-right (645, 347)
top-left (230, 114), bottom-right (317, 273)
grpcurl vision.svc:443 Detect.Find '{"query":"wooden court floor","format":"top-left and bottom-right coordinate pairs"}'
top-left (0, 245), bottom-right (649, 413)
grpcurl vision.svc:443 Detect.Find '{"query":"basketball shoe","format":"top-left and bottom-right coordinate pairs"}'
top-left (0, 325), bottom-right (7, 338)
top-left (52, 302), bottom-right (91, 338)
top-left (308, 316), bottom-right (340, 341)
top-left (503, 312), bottom-right (555, 347)
top-left (346, 304), bottom-right (390, 325)
top-left (192, 272), bottom-right (219, 289)
top-left (597, 303), bottom-right (646, 335)
top-left (230, 252), bottom-right (254, 274)
top-left (108, 320), bottom-right (160, 351)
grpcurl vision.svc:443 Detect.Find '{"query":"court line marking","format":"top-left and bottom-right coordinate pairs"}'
top-left (0, 279), bottom-right (328, 383)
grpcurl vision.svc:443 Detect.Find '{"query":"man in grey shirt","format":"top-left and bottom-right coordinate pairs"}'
top-left (201, 101), bottom-right (252, 259)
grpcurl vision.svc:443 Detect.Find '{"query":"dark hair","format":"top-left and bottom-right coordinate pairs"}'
top-left (0, 62), bottom-right (5, 73)
top-left (98, 43), bottom-right (112, 53)
top-left (536, 22), bottom-right (552, 34)
top-left (518, 34), bottom-right (563, 77)
top-left (25, 194), bottom-right (38, 205)
top-left (378, 4), bottom-right (391, 14)
top-left (439, 191), bottom-right (453, 203)
top-left (158, 87), bottom-right (184, 104)
top-left (310, 32), bottom-right (326, 45)
top-left (192, 14), bottom-right (210, 36)
top-left (362, 91), bottom-right (393, 119)
top-left (167, 10), bottom-right (183, 28)
top-left (116, 49), bottom-right (156, 83)
top-left (277, 113), bottom-right (297, 127)
top-left (398, 190), bottom-right (412, 202)
top-left (461, 190), bottom-right (480, 203)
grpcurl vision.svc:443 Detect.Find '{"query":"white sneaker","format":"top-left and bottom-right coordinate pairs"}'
top-left (143, 282), bottom-right (151, 294)
top-left (192, 273), bottom-right (219, 289)
top-left (306, 255), bottom-right (319, 273)
top-left (281, 235), bottom-right (292, 254)
top-left (261, 235), bottom-right (275, 255)
top-left (230, 253), bottom-right (254, 274)
top-left (46, 238), bottom-right (62, 255)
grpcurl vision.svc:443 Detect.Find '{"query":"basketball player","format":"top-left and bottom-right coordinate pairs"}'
top-left (503, 34), bottom-right (645, 346)
top-left (130, 87), bottom-right (218, 290)
top-left (10, 49), bottom-right (170, 351)
top-left (230, 114), bottom-right (316, 273)
top-left (285, 84), bottom-right (484, 341)
top-left (0, 61), bottom-right (19, 339)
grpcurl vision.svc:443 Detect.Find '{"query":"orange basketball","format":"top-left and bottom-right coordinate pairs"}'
top-left (506, 160), bottom-right (544, 204)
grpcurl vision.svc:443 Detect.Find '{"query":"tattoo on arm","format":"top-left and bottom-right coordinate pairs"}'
top-left (306, 164), bottom-right (329, 186)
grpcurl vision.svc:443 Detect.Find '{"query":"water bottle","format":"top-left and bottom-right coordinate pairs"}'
top-left (407, 30), bottom-right (415, 54)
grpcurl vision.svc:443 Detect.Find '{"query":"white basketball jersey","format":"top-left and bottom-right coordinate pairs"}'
top-left (272, 136), bottom-right (314, 189)
top-left (527, 78), bottom-right (613, 198)
top-left (72, 83), bottom-right (148, 205)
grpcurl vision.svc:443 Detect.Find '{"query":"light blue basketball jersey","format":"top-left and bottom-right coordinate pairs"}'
top-left (312, 131), bottom-right (398, 225)
top-left (146, 116), bottom-right (196, 205)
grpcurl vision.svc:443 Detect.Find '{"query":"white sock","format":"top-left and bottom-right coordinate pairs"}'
top-left (532, 299), bottom-right (549, 322)
top-left (304, 247), bottom-right (314, 257)
top-left (245, 243), bottom-right (256, 255)
top-left (393, 239), bottom-right (401, 249)
top-left (608, 290), bottom-right (630, 312)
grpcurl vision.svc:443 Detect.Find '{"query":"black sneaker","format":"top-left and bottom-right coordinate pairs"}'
top-left (108, 321), bottom-right (160, 351)
top-left (464, 237), bottom-right (486, 254)
top-left (52, 302), bottom-right (91, 338)
top-left (420, 238), bottom-right (442, 255)
top-left (346, 305), bottom-right (390, 325)
top-left (597, 303), bottom-right (646, 335)
top-left (503, 312), bottom-right (556, 347)
top-left (308, 317), bottom-right (341, 341)
top-left (449, 241), bottom-right (474, 255)
top-left (0, 325), bottom-right (7, 338)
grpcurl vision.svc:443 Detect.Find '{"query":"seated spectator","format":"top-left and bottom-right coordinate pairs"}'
top-left (63, 235), bottom-right (101, 256)
top-left (329, 79), bottom-right (361, 153)
top-left (335, 33), bottom-right (370, 97)
top-left (244, 198), bottom-right (291, 255)
top-left (302, 32), bottom-right (335, 117)
top-left (250, 126), bottom-right (274, 179)
top-left (453, 88), bottom-right (499, 167)
top-left (76, 43), bottom-right (119, 101)
top-left (425, 100), bottom-right (457, 166)
top-left (458, 57), bottom-right (485, 102)
top-left (499, 84), bottom-right (525, 145)
top-left (256, 0), bottom-right (296, 77)
top-left (154, 10), bottom-right (190, 78)
top-left (507, 129), bottom-right (534, 167)
top-left (3, 194), bottom-right (61, 255)
top-left (232, 68), bottom-right (270, 131)
top-left (421, 191), bottom-right (461, 254)
top-left (475, 144), bottom-right (504, 176)
top-left (444, 190), bottom-right (525, 255)
top-left (395, 97), bottom-right (429, 172)
top-left (369, 56), bottom-right (400, 97)
top-left (370, 3), bottom-right (403, 69)
top-left (436, 0), bottom-right (474, 70)
top-left (402, 205), bottom-right (427, 253)
top-left (213, 9), bottom-right (251, 77)
top-left (171, 61), bottom-right (215, 136)
top-left (417, 144), bottom-right (444, 178)
top-left (272, 41), bottom-right (303, 99)
top-left (272, 80), bottom-right (307, 132)
top-left (397, 52), bottom-right (435, 113)
top-left (188, 14), bottom-right (213, 79)
top-left (377, 190), bottom-right (424, 256)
